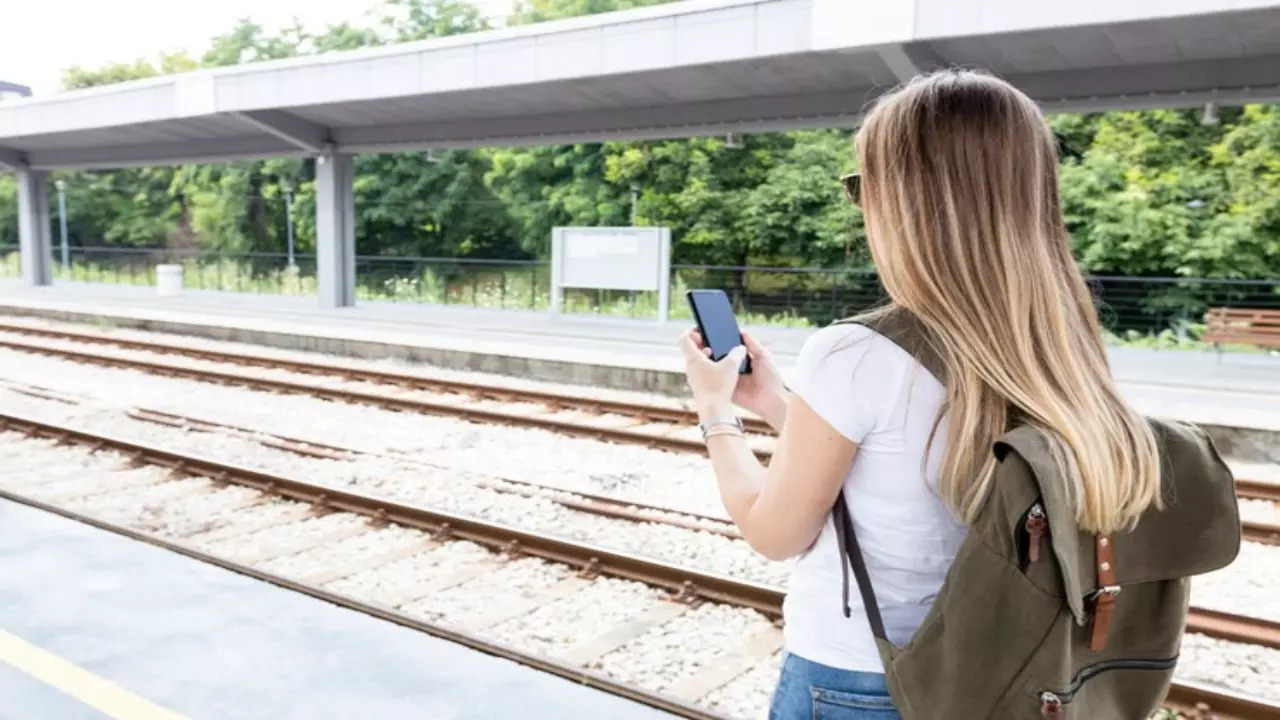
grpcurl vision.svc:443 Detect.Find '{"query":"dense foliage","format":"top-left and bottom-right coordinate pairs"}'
top-left (1, 0), bottom-right (1278, 283)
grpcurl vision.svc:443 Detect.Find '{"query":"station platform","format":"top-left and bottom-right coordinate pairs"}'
top-left (0, 281), bottom-right (1278, 460)
top-left (0, 497), bottom-right (675, 720)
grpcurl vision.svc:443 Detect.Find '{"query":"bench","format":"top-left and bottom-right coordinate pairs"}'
top-left (1202, 307), bottom-right (1280, 354)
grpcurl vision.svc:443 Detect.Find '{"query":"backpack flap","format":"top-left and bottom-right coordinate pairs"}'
top-left (994, 419), bottom-right (1240, 627)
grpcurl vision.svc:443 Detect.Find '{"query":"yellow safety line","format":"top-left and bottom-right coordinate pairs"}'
top-left (0, 628), bottom-right (188, 720)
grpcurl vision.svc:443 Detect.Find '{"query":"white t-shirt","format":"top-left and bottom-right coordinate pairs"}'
top-left (782, 323), bottom-right (967, 672)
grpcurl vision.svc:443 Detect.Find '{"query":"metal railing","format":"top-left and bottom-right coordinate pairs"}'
top-left (2, 246), bottom-right (1277, 336)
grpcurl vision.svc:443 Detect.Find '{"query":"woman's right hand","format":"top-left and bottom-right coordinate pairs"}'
top-left (689, 328), bottom-right (790, 432)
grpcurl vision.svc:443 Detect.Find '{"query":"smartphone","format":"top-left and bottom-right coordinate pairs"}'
top-left (686, 289), bottom-right (751, 374)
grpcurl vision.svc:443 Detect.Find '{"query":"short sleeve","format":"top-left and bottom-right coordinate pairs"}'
top-left (787, 324), bottom-right (901, 443)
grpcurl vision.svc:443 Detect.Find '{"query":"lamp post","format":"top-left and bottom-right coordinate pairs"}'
top-left (55, 180), bottom-right (69, 271)
top-left (282, 180), bottom-right (296, 268)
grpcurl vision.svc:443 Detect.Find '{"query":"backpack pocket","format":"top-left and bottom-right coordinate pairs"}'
top-left (1015, 500), bottom-right (1048, 571)
top-left (1033, 656), bottom-right (1177, 718)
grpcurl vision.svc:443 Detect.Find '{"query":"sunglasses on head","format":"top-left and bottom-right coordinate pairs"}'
top-left (840, 173), bottom-right (861, 207)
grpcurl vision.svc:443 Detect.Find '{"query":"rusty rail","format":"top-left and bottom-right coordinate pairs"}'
top-left (0, 334), bottom-right (776, 459)
top-left (18, 330), bottom-right (1280, 549)
top-left (0, 411), bottom-right (781, 617)
top-left (0, 489), bottom-right (732, 720)
top-left (7, 407), bottom-right (1280, 651)
top-left (1166, 681), bottom-right (1280, 720)
top-left (3, 411), bottom-right (1280, 719)
top-left (0, 321), bottom-right (773, 433)
top-left (1238, 479), bottom-right (1280, 504)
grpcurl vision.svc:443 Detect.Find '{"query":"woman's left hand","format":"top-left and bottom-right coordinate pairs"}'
top-left (678, 328), bottom-right (749, 418)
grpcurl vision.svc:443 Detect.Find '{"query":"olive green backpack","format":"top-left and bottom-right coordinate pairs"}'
top-left (831, 310), bottom-right (1240, 719)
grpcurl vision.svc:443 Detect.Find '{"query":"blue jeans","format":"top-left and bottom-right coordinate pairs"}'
top-left (768, 653), bottom-right (902, 720)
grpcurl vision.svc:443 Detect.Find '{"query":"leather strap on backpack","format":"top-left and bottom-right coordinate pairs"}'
top-left (833, 490), bottom-right (889, 642)
top-left (1090, 535), bottom-right (1119, 650)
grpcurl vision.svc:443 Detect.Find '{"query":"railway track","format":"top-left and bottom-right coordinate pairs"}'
top-left (3, 324), bottom-right (1277, 546)
top-left (1, 380), bottom-right (742, 539)
top-left (0, 326), bottom-right (774, 458)
top-left (0, 412), bottom-right (781, 720)
top-left (1, 411), bottom-right (1278, 719)
top-left (131, 404), bottom-right (1280, 651)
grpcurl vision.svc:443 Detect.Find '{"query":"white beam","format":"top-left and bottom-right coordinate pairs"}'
top-left (0, 144), bottom-right (24, 171)
top-left (28, 136), bottom-right (303, 171)
top-left (877, 43), bottom-right (945, 83)
top-left (234, 110), bottom-right (330, 154)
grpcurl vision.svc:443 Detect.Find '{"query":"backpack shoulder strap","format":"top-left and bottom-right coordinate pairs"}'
top-left (833, 490), bottom-right (889, 641)
top-left (829, 305), bottom-right (944, 643)
top-left (833, 305), bottom-right (946, 385)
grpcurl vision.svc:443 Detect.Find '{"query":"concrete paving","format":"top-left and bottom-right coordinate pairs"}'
top-left (0, 498), bottom-right (675, 720)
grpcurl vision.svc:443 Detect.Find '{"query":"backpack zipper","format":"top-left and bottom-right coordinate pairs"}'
top-left (1036, 656), bottom-right (1178, 717)
top-left (1025, 502), bottom-right (1047, 564)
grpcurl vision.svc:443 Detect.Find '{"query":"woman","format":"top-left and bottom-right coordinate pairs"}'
top-left (678, 70), bottom-right (1161, 719)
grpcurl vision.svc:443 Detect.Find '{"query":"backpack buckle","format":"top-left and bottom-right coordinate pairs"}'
top-left (1089, 585), bottom-right (1122, 600)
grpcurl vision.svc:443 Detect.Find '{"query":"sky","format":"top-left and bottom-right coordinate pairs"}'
top-left (0, 0), bottom-right (518, 97)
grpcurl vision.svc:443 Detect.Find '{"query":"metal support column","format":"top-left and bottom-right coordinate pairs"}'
top-left (16, 169), bottom-right (52, 286)
top-left (315, 151), bottom-right (355, 308)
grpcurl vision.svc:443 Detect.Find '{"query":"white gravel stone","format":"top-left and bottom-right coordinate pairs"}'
top-left (64, 475), bottom-right (219, 519)
top-left (1230, 460), bottom-right (1280, 484)
top-left (491, 576), bottom-right (674, 658)
top-left (1177, 633), bottom-right (1280, 701)
top-left (0, 434), bottom-right (110, 479)
top-left (594, 604), bottom-right (776, 693)
top-left (110, 482), bottom-right (265, 537)
top-left (176, 498), bottom-right (310, 541)
top-left (324, 541), bottom-right (493, 604)
top-left (400, 557), bottom-right (572, 625)
top-left (0, 386), bottom-right (785, 585)
top-left (1239, 498), bottom-right (1279, 524)
top-left (17, 466), bottom-right (172, 503)
top-left (359, 473), bottom-right (785, 586)
top-left (0, 317), bottom-right (694, 410)
top-left (701, 650), bottom-right (782, 720)
top-left (1190, 541), bottom-right (1280, 623)
top-left (257, 524), bottom-right (427, 578)
top-left (0, 345), bottom-right (730, 519)
top-left (200, 512), bottom-right (368, 563)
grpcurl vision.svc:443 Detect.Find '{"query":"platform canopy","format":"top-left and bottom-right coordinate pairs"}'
top-left (2, 0), bottom-right (1280, 171)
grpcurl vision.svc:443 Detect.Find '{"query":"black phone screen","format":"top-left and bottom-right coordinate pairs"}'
top-left (687, 289), bottom-right (751, 374)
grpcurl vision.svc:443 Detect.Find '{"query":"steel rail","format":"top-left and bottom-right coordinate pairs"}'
top-left (10, 487), bottom-right (1275, 720)
top-left (125, 406), bottom-right (742, 539)
top-left (6, 409), bottom-right (1280, 651)
top-left (3, 412), bottom-right (1279, 718)
top-left (0, 411), bottom-right (782, 617)
top-left (1165, 680), bottom-right (1280, 720)
top-left (29, 332), bottom-right (1280, 548)
top-left (5, 324), bottom-right (1280, 536)
top-left (1238, 479), bottom-right (1280, 504)
top-left (0, 322), bottom-right (774, 433)
top-left (0, 489), bottom-right (731, 720)
top-left (0, 335), bottom-right (770, 461)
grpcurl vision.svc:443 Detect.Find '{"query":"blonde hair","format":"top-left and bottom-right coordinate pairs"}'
top-left (853, 69), bottom-right (1161, 534)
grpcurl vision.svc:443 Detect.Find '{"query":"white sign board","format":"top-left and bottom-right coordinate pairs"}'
top-left (551, 227), bottom-right (672, 322)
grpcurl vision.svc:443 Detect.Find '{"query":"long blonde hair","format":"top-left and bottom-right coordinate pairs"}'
top-left (854, 69), bottom-right (1161, 534)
